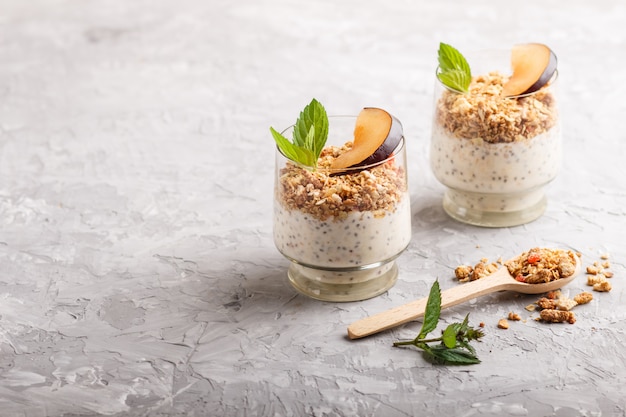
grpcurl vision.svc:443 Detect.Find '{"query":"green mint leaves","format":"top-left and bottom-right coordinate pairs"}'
top-left (393, 280), bottom-right (484, 365)
top-left (437, 43), bottom-right (472, 93)
top-left (270, 98), bottom-right (329, 169)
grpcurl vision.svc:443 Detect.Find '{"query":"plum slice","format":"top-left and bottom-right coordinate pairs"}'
top-left (502, 43), bottom-right (557, 97)
top-left (331, 107), bottom-right (403, 170)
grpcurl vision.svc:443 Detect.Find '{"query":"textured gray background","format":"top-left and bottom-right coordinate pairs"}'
top-left (1, 0), bottom-right (625, 416)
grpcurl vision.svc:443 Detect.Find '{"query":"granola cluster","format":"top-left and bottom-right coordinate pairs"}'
top-left (504, 248), bottom-right (578, 284)
top-left (276, 143), bottom-right (407, 221)
top-left (498, 290), bottom-right (592, 328)
top-left (454, 248), bottom-right (578, 284)
top-left (533, 289), bottom-right (593, 324)
top-left (436, 72), bottom-right (558, 143)
top-left (454, 258), bottom-right (498, 282)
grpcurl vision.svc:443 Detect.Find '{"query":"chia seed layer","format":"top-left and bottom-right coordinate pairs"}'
top-left (274, 195), bottom-right (411, 272)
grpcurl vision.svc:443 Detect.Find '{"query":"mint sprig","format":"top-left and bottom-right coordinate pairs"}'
top-left (437, 43), bottom-right (471, 93)
top-left (270, 98), bottom-right (329, 169)
top-left (393, 280), bottom-right (484, 365)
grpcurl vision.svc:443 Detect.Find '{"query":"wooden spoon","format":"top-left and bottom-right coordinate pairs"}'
top-left (347, 253), bottom-right (581, 340)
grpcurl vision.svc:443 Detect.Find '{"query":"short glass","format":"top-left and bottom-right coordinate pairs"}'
top-left (430, 50), bottom-right (561, 227)
top-left (273, 116), bottom-right (411, 302)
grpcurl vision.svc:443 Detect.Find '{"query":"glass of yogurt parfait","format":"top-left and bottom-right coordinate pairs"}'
top-left (430, 44), bottom-right (561, 227)
top-left (271, 100), bottom-right (411, 302)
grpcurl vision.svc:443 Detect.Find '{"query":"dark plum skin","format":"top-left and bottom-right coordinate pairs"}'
top-left (522, 49), bottom-right (557, 95)
top-left (351, 113), bottom-right (403, 168)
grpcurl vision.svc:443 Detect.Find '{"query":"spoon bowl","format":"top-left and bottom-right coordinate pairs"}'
top-left (347, 251), bottom-right (581, 339)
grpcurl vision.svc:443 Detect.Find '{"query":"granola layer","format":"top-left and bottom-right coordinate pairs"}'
top-left (436, 72), bottom-right (558, 143)
top-left (276, 144), bottom-right (407, 221)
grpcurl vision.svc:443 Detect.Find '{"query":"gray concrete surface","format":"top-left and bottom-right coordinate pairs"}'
top-left (1, 0), bottom-right (625, 416)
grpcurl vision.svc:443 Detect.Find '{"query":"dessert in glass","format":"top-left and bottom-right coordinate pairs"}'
top-left (430, 43), bottom-right (561, 227)
top-left (271, 100), bottom-right (411, 302)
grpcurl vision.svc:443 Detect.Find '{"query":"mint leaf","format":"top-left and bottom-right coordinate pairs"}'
top-left (393, 281), bottom-right (484, 366)
top-left (272, 98), bottom-right (329, 169)
top-left (425, 345), bottom-right (481, 365)
top-left (442, 322), bottom-right (461, 349)
top-left (294, 99), bottom-right (329, 159)
top-left (418, 280), bottom-right (441, 339)
top-left (270, 128), bottom-right (316, 166)
top-left (437, 43), bottom-right (471, 93)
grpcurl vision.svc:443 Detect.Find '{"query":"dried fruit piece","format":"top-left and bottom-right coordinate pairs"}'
top-left (330, 107), bottom-right (403, 170)
top-left (502, 43), bottom-right (557, 97)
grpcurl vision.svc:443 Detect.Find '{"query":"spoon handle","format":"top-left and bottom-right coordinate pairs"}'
top-left (347, 268), bottom-right (513, 339)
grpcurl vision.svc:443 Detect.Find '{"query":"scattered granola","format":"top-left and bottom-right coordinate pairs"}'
top-left (587, 274), bottom-right (607, 286)
top-left (593, 281), bottom-right (612, 292)
top-left (537, 297), bottom-right (558, 310)
top-left (536, 290), bottom-right (591, 313)
top-left (584, 254), bottom-right (614, 292)
top-left (497, 318), bottom-right (510, 329)
top-left (540, 309), bottom-right (576, 324)
top-left (436, 72), bottom-right (558, 143)
top-left (555, 297), bottom-right (578, 311)
top-left (573, 291), bottom-right (593, 305)
top-left (508, 312), bottom-right (521, 321)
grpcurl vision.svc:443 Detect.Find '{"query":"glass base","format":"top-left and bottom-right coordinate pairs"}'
top-left (287, 261), bottom-right (398, 302)
top-left (442, 188), bottom-right (547, 227)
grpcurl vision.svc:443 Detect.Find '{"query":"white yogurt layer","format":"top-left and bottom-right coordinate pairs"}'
top-left (430, 124), bottom-right (561, 212)
top-left (273, 196), bottom-right (411, 274)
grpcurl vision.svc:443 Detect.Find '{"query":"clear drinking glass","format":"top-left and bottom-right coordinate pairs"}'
top-left (273, 116), bottom-right (411, 302)
top-left (430, 50), bottom-right (561, 227)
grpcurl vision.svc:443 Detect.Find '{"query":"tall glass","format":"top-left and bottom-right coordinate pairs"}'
top-left (273, 116), bottom-right (411, 302)
top-left (430, 50), bottom-right (561, 227)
